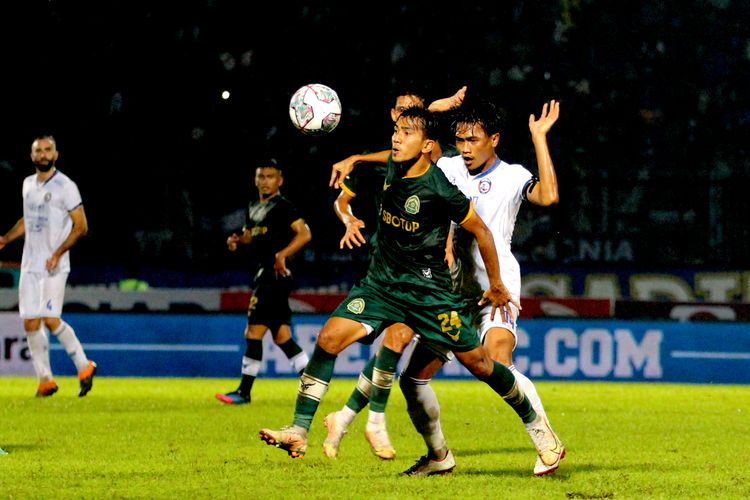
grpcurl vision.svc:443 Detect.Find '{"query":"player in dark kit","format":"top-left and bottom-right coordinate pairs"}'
top-left (215, 159), bottom-right (312, 405)
top-left (259, 107), bottom-right (538, 459)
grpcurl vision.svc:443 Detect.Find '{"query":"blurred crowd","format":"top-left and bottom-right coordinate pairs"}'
top-left (0, 0), bottom-right (748, 289)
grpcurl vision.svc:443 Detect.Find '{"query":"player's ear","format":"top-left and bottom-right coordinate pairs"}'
top-left (422, 138), bottom-right (436, 155)
top-left (491, 132), bottom-right (500, 148)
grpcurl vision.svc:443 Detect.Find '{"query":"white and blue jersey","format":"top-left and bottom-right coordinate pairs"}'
top-left (437, 155), bottom-right (536, 338)
top-left (21, 170), bottom-right (82, 273)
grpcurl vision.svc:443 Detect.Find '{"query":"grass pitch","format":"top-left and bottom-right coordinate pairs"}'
top-left (0, 376), bottom-right (747, 499)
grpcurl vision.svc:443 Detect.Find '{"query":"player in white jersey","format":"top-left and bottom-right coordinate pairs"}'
top-left (0, 135), bottom-right (97, 397)
top-left (396, 98), bottom-right (563, 476)
top-left (323, 97), bottom-right (564, 476)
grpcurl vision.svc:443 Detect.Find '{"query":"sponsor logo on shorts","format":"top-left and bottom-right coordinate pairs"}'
top-left (404, 195), bottom-right (420, 214)
top-left (421, 268), bottom-right (432, 279)
top-left (346, 298), bottom-right (365, 314)
top-left (446, 329), bottom-right (460, 342)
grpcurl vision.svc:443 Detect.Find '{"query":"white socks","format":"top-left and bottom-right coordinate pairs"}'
top-left (241, 356), bottom-right (262, 377)
top-left (289, 351), bottom-right (309, 374)
top-left (401, 377), bottom-right (447, 457)
top-left (26, 327), bottom-right (53, 381)
top-left (51, 321), bottom-right (89, 372)
top-left (510, 365), bottom-right (548, 420)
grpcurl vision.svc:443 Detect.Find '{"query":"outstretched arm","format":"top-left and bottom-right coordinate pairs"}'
top-left (427, 86), bottom-right (467, 112)
top-left (526, 99), bottom-right (560, 206)
top-left (329, 151), bottom-right (390, 189)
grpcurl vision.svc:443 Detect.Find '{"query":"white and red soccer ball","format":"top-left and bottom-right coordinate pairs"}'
top-left (289, 83), bottom-right (342, 136)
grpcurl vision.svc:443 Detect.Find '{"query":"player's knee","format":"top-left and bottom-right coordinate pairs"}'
top-left (383, 324), bottom-right (413, 352)
top-left (23, 318), bottom-right (42, 332)
top-left (467, 361), bottom-right (493, 378)
top-left (316, 329), bottom-right (351, 354)
top-left (43, 318), bottom-right (61, 332)
top-left (459, 349), bottom-right (494, 378)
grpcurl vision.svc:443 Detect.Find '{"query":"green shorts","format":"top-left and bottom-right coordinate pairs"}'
top-left (332, 276), bottom-right (480, 352)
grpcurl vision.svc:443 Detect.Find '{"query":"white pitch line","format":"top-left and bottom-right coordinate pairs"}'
top-left (50, 344), bottom-right (239, 352)
top-left (671, 351), bottom-right (750, 360)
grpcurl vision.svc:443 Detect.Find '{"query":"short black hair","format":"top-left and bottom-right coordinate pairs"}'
top-left (395, 106), bottom-right (440, 141)
top-left (32, 134), bottom-right (57, 147)
top-left (451, 98), bottom-right (507, 136)
top-left (256, 158), bottom-right (282, 173)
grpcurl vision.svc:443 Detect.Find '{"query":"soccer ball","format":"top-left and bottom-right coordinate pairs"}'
top-left (289, 83), bottom-right (342, 136)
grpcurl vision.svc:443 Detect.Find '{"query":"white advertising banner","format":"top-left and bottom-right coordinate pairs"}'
top-left (0, 312), bottom-right (35, 375)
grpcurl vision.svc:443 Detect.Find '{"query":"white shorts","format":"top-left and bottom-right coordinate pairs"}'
top-left (477, 302), bottom-right (519, 349)
top-left (18, 271), bottom-right (69, 319)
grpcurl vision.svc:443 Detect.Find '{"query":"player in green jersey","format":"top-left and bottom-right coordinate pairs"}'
top-left (259, 106), bottom-right (536, 460)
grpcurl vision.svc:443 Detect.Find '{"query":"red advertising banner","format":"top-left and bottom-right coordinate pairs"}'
top-left (220, 291), bottom-right (614, 319)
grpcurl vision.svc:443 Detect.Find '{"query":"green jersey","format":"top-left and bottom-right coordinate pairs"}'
top-left (365, 156), bottom-right (473, 293)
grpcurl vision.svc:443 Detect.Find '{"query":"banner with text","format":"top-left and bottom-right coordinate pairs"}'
top-left (1, 312), bottom-right (748, 383)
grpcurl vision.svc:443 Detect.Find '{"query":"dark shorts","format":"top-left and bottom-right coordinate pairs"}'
top-left (247, 270), bottom-right (293, 333)
top-left (331, 276), bottom-right (480, 352)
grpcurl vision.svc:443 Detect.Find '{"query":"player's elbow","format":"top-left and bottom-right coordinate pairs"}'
top-left (77, 221), bottom-right (89, 237)
top-left (537, 191), bottom-right (559, 207)
top-left (545, 192), bottom-right (560, 206)
top-left (301, 226), bottom-right (312, 245)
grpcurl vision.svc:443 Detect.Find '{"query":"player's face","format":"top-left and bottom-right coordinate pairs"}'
top-left (391, 116), bottom-right (429, 163)
top-left (255, 167), bottom-right (283, 199)
top-left (454, 122), bottom-right (499, 173)
top-left (30, 138), bottom-right (58, 172)
top-left (390, 94), bottom-right (424, 122)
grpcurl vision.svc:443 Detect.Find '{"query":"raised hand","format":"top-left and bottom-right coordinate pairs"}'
top-left (529, 99), bottom-right (560, 138)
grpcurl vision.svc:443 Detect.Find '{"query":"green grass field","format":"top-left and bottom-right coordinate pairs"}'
top-left (0, 376), bottom-right (747, 499)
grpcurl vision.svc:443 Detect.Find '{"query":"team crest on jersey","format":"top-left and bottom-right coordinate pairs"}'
top-left (346, 298), bottom-right (365, 314)
top-left (421, 268), bottom-right (432, 279)
top-left (404, 195), bottom-right (420, 214)
top-left (44, 192), bottom-right (52, 202)
top-left (478, 179), bottom-right (491, 194)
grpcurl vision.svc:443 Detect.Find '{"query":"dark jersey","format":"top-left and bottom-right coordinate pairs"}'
top-left (243, 194), bottom-right (303, 273)
top-left (340, 163), bottom-right (388, 228)
top-left (364, 156), bottom-right (473, 293)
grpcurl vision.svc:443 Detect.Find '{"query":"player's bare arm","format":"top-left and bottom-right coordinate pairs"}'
top-left (427, 85), bottom-right (467, 113)
top-left (0, 217), bottom-right (25, 251)
top-left (329, 150), bottom-right (390, 189)
top-left (46, 207), bottom-right (88, 272)
top-left (526, 99), bottom-right (560, 207)
top-left (333, 190), bottom-right (367, 249)
top-left (227, 228), bottom-right (253, 251)
top-left (459, 210), bottom-right (521, 319)
top-left (274, 219), bottom-right (312, 277)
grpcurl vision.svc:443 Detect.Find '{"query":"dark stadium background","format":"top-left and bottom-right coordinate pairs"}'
top-left (1, 0), bottom-right (748, 291)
